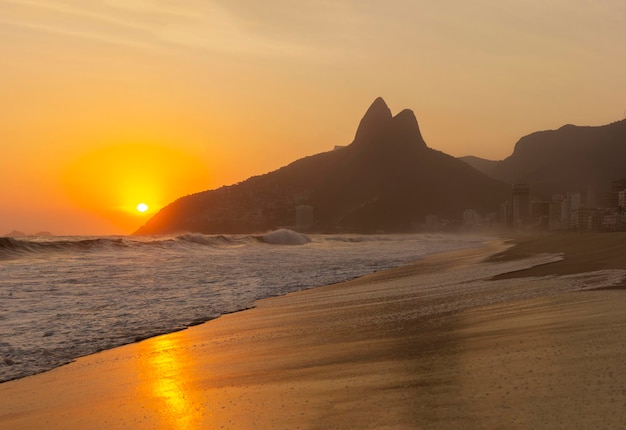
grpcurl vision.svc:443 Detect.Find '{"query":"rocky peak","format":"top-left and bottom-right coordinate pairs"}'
top-left (391, 109), bottom-right (427, 148)
top-left (353, 97), bottom-right (393, 143)
top-left (353, 98), bottom-right (427, 150)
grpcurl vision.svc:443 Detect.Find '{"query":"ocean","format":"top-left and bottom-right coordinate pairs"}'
top-left (0, 230), bottom-right (487, 382)
top-left (1, 230), bottom-right (624, 384)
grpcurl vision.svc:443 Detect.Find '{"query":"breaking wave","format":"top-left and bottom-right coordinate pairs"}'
top-left (0, 229), bottom-right (314, 259)
top-left (0, 237), bottom-right (128, 258)
top-left (258, 229), bottom-right (310, 245)
top-left (0, 230), bottom-right (480, 261)
top-left (175, 233), bottom-right (244, 247)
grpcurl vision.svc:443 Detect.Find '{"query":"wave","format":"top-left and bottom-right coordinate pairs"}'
top-left (173, 231), bottom-right (461, 247)
top-left (176, 230), bottom-right (311, 247)
top-left (0, 229), bottom-right (313, 259)
top-left (0, 237), bottom-right (130, 258)
top-left (315, 232), bottom-right (468, 243)
top-left (257, 229), bottom-right (311, 245)
top-left (1, 231), bottom-right (470, 260)
top-left (175, 233), bottom-right (248, 247)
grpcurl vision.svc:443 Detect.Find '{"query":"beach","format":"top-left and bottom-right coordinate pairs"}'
top-left (1, 233), bottom-right (625, 429)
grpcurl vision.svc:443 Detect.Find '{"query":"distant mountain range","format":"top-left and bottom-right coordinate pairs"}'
top-left (460, 119), bottom-right (626, 199)
top-left (2, 230), bottom-right (53, 238)
top-left (135, 98), bottom-right (508, 235)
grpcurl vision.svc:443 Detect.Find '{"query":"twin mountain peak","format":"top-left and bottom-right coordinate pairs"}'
top-left (135, 97), bottom-right (507, 234)
top-left (354, 97), bottom-right (427, 149)
top-left (135, 98), bottom-right (626, 235)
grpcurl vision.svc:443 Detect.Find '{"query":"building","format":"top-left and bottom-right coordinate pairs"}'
top-left (599, 209), bottom-right (619, 231)
top-left (500, 200), bottom-right (511, 228)
top-left (611, 178), bottom-right (626, 193)
top-left (295, 205), bottom-right (314, 231)
top-left (548, 194), bottom-right (565, 230)
top-left (511, 184), bottom-right (530, 230)
top-left (462, 209), bottom-right (482, 229)
top-left (530, 201), bottom-right (550, 230)
top-left (603, 178), bottom-right (626, 208)
top-left (543, 179), bottom-right (626, 232)
top-left (424, 214), bottom-right (439, 231)
top-left (564, 192), bottom-right (581, 228)
top-left (572, 207), bottom-right (599, 231)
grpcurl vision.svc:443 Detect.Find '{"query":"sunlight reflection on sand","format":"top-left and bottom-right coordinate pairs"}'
top-left (136, 336), bottom-right (206, 429)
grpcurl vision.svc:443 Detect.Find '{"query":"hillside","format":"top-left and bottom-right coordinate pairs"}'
top-left (135, 98), bottom-right (509, 235)
top-left (461, 119), bottom-right (626, 198)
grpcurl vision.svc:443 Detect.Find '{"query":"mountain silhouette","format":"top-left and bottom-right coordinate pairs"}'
top-left (460, 119), bottom-right (626, 198)
top-left (135, 98), bottom-right (508, 235)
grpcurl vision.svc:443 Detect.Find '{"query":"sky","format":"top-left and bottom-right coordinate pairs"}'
top-left (1, 0), bottom-right (625, 235)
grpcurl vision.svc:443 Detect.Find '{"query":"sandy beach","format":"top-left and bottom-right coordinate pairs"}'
top-left (1, 234), bottom-right (625, 429)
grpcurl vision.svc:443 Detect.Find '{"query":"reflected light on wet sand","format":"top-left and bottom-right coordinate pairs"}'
top-left (136, 336), bottom-right (205, 429)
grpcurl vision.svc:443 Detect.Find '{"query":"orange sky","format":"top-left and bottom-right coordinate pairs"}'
top-left (1, 0), bottom-right (625, 235)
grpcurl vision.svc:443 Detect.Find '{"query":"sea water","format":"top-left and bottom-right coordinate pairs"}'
top-left (0, 231), bottom-right (485, 382)
top-left (1, 231), bottom-right (624, 383)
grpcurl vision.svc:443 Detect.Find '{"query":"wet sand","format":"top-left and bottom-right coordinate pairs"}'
top-left (1, 235), bottom-right (625, 429)
top-left (489, 231), bottom-right (626, 279)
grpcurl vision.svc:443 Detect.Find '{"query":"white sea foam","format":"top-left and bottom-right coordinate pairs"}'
top-left (1, 232), bottom-right (623, 383)
top-left (259, 229), bottom-right (311, 245)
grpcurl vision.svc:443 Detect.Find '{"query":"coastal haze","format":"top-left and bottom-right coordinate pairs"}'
top-left (2, 2), bottom-right (626, 429)
top-left (134, 98), bottom-right (510, 235)
top-left (2, 1), bottom-right (626, 235)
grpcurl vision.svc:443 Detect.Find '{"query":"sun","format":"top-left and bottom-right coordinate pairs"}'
top-left (62, 143), bottom-right (210, 233)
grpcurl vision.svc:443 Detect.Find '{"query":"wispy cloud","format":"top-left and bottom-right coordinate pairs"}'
top-left (0, 0), bottom-right (359, 61)
top-left (0, 0), bottom-right (171, 52)
top-left (3, 0), bottom-right (623, 91)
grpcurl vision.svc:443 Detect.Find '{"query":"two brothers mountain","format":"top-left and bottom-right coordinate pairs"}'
top-left (135, 98), bottom-right (626, 235)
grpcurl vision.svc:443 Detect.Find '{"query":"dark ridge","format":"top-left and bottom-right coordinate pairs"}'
top-left (391, 109), bottom-right (427, 148)
top-left (460, 118), bottom-right (626, 198)
top-left (135, 98), bottom-right (509, 235)
top-left (353, 97), bottom-right (393, 143)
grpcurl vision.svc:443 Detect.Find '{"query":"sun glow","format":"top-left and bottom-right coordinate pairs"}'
top-left (62, 143), bottom-right (209, 233)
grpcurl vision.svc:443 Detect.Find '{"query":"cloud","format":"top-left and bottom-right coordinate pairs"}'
top-left (1, 0), bottom-right (357, 62)
top-left (0, 0), bottom-right (167, 51)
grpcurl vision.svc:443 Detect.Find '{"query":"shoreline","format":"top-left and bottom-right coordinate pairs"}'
top-left (488, 231), bottom-right (626, 278)
top-left (1, 234), bottom-right (625, 428)
top-left (0, 233), bottom-right (490, 384)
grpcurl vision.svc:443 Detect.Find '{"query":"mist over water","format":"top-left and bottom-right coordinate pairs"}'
top-left (0, 231), bottom-right (485, 382)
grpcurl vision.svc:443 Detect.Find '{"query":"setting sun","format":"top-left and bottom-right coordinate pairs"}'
top-left (61, 143), bottom-right (210, 233)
